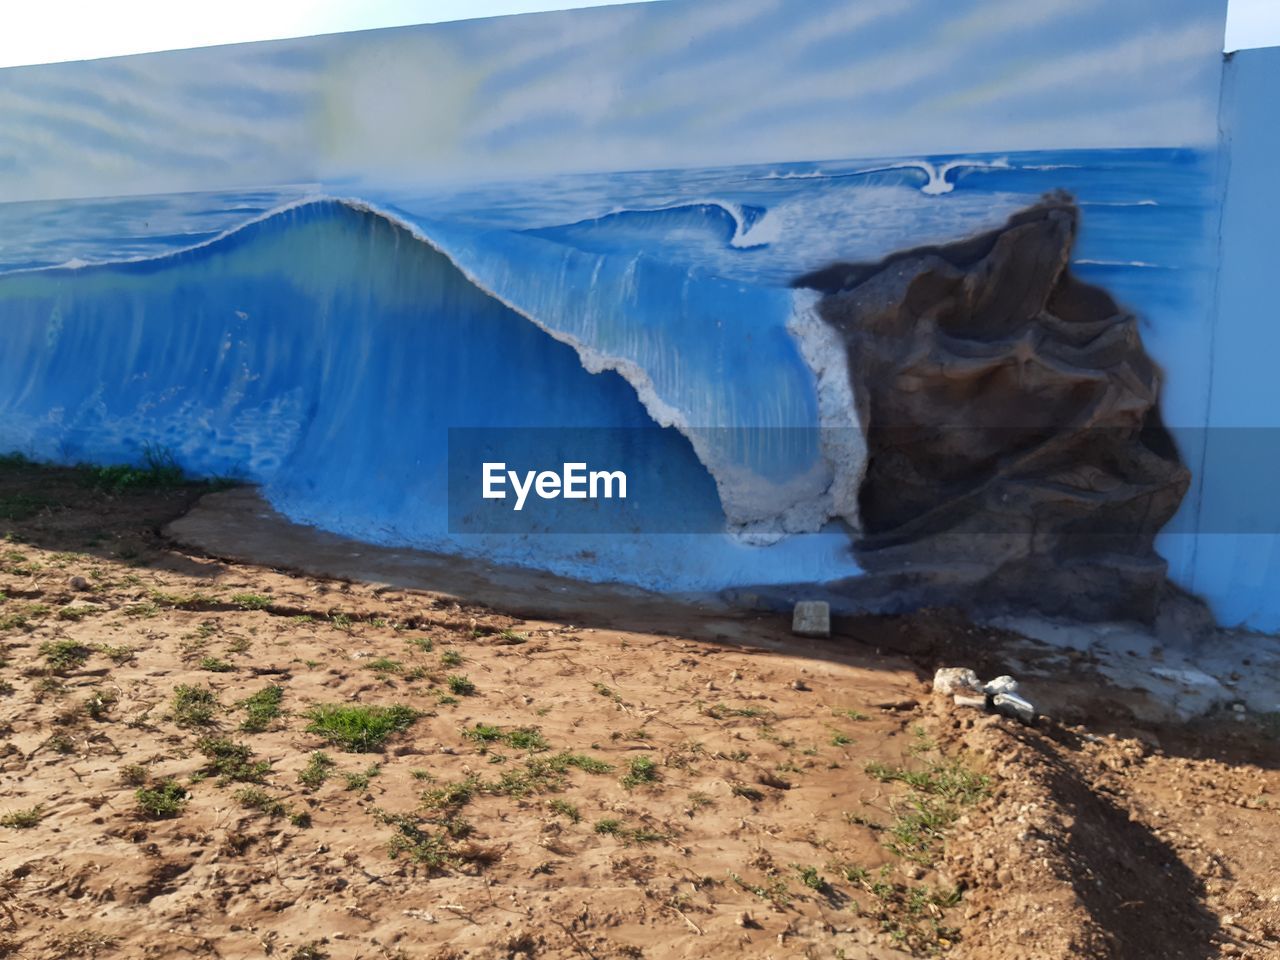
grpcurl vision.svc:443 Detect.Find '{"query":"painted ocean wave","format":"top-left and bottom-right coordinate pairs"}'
top-left (0, 147), bottom-right (1221, 590)
top-left (0, 196), bottom-right (864, 589)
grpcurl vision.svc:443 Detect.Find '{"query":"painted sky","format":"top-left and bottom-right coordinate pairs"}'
top-left (0, 0), bottom-right (1230, 203)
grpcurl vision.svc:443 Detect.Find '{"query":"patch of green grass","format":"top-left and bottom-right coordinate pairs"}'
top-left (795, 864), bottom-right (831, 894)
top-left (446, 674), bottom-right (475, 696)
top-left (365, 657), bottom-right (403, 674)
top-left (171, 684), bottom-right (219, 727)
top-left (234, 786), bottom-right (287, 818)
top-left (547, 798), bottom-right (580, 823)
top-left (298, 751), bottom-right (336, 790)
top-left (831, 731), bottom-right (853, 747)
top-left (462, 723), bottom-right (549, 752)
top-left (405, 636), bottom-right (434, 653)
top-left (421, 776), bottom-right (480, 812)
top-left (82, 444), bottom-right (185, 493)
top-left (0, 493), bottom-right (53, 521)
top-left (57, 605), bottom-right (98, 622)
top-left (305, 703), bottom-right (419, 752)
top-left (833, 708), bottom-right (870, 722)
top-left (440, 649), bottom-right (463, 667)
top-left (120, 764), bottom-right (149, 786)
top-left (197, 737), bottom-right (270, 783)
top-left (231, 593), bottom-right (271, 610)
top-left (39, 639), bottom-right (91, 673)
top-left (621, 755), bottom-right (659, 789)
top-left (151, 589), bottom-right (218, 610)
top-left (199, 656), bottom-right (235, 673)
top-left (593, 817), bottom-right (665, 845)
top-left (239, 685), bottom-right (284, 732)
top-left (865, 753), bottom-right (990, 864)
top-left (344, 763), bottom-right (381, 792)
top-left (136, 779), bottom-right (188, 819)
top-left (842, 864), bottom-right (962, 955)
top-left (0, 804), bottom-right (44, 829)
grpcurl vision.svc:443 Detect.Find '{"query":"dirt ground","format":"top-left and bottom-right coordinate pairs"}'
top-left (0, 460), bottom-right (1277, 960)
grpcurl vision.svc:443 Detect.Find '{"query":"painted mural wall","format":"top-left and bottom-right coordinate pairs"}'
top-left (0, 0), bottom-right (1251, 624)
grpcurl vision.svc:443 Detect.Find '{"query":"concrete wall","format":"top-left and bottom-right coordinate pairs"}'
top-left (1192, 46), bottom-right (1280, 631)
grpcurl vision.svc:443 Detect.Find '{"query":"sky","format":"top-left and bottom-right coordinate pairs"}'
top-left (0, 0), bottom-right (1231, 202)
top-left (0, 0), bottom-right (1274, 68)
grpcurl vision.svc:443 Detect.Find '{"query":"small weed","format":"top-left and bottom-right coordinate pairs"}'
top-left (57, 605), bottom-right (97, 622)
top-left (405, 636), bottom-right (434, 652)
top-left (593, 682), bottom-right (621, 701)
top-left (548, 798), bottom-right (581, 823)
top-left (234, 786), bottom-right (287, 818)
top-left (39, 639), bottom-right (91, 673)
top-left (199, 656), bottom-right (235, 673)
top-left (231, 593), bottom-right (271, 610)
top-left (171, 684), bottom-right (219, 727)
top-left (95, 643), bottom-right (136, 665)
top-left (421, 777), bottom-right (480, 812)
top-left (833, 708), bottom-right (870, 721)
top-left (0, 805), bottom-right (44, 828)
top-left (120, 763), bottom-right (149, 786)
top-left (84, 688), bottom-right (119, 721)
top-left (594, 817), bottom-right (665, 844)
top-left (730, 871), bottom-right (793, 907)
top-left (365, 657), bottom-right (403, 674)
top-left (440, 650), bottom-right (463, 667)
top-left (197, 737), bottom-right (270, 783)
top-left (463, 723), bottom-right (548, 752)
top-left (446, 674), bottom-right (476, 696)
top-left (83, 444), bottom-right (185, 493)
top-left (731, 783), bottom-right (765, 802)
top-left (136, 779), bottom-right (188, 819)
top-left (795, 864), bottom-right (831, 894)
top-left (831, 731), bottom-right (853, 747)
top-left (621, 755), bottom-right (659, 789)
top-left (298, 751), bottom-right (336, 790)
top-left (344, 763), bottom-right (381, 792)
top-left (705, 702), bottom-right (773, 722)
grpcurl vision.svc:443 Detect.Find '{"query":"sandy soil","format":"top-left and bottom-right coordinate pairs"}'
top-left (0, 461), bottom-right (1277, 959)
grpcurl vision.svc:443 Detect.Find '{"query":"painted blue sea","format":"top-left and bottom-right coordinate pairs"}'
top-left (0, 148), bottom-right (1221, 590)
